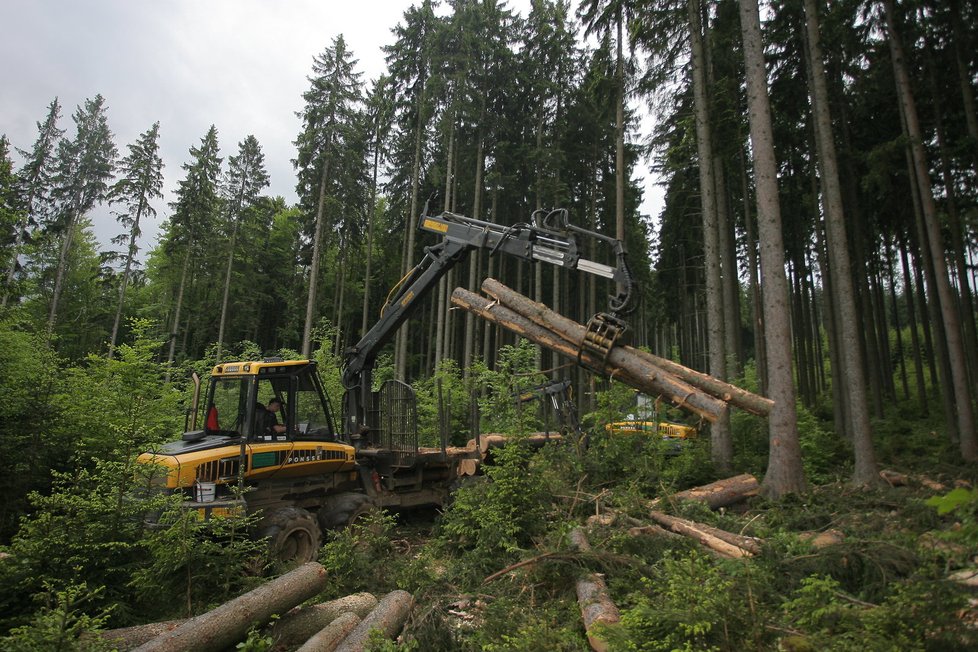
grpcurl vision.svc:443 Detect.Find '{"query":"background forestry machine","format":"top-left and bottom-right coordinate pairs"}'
top-left (138, 207), bottom-right (634, 563)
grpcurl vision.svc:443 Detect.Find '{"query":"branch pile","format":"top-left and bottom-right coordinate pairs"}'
top-left (451, 279), bottom-right (773, 421)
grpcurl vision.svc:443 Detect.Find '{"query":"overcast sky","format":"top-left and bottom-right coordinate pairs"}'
top-left (1, 0), bottom-right (659, 253)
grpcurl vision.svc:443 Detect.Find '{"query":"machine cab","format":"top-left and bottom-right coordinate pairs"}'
top-left (201, 358), bottom-right (338, 443)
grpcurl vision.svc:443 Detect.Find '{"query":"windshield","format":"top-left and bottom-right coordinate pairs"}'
top-left (206, 377), bottom-right (249, 436)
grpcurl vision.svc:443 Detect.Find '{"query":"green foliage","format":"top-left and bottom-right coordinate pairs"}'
top-left (617, 551), bottom-right (765, 651)
top-left (134, 500), bottom-right (266, 617)
top-left (438, 442), bottom-right (551, 563)
top-left (780, 575), bottom-right (973, 651)
top-left (317, 509), bottom-right (400, 599)
top-left (926, 487), bottom-right (978, 549)
top-left (413, 358), bottom-right (471, 447)
top-left (471, 341), bottom-right (546, 436)
top-left (0, 583), bottom-right (114, 652)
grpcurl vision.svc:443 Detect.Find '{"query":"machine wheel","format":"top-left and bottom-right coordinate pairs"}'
top-left (258, 507), bottom-right (321, 564)
top-left (318, 492), bottom-right (377, 531)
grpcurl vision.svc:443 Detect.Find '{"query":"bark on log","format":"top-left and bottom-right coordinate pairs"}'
top-left (451, 288), bottom-right (727, 422)
top-left (296, 612), bottom-right (362, 652)
top-left (567, 527), bottom-right (592, 552)
top-left (647, 512), bottom-right (756, 558)
top-left (576, 573), bottom-right (621, 652)
top-left (480, 278), bottom-right (774, 417)
top-left (669, 473), bottom-right (760, 509)
top-left (133, 562), bottom-right (329, 652)
top-left (648, 511), bottom-right (762, 554)
top-left (270, 593), bottom-right (378, 649)
top-left (628, 524), bottom-right (682, 540)
top-left (333, 590), bottom-right (414, 652)
top-left (797, 529), bottom-right (845, 549)
top-left (98, 620), bottom-right (187, 650)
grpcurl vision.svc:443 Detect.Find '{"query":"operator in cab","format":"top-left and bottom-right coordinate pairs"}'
top-left (256, 397), bottom-right (287, 438)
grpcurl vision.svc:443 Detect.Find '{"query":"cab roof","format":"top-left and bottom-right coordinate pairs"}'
top-left (211, 359), bottom-right (315, 377)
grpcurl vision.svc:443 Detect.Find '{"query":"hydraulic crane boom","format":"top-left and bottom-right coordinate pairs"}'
top-left (341, 207), bottom-right (635, 440)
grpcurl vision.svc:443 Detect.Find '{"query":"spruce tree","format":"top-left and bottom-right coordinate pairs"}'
top-left (216, 135), bottom-right (269, 361)
top-left (163, 126), bottom-right (222, 372)
top-left (294, 34), bottom-right (364, 357)
top-left (2, 99), bottom-right (63, 308)
top-left (107, 121), bottom-right (163, 358)
top-left (46, 95), bottom-right (117, 338)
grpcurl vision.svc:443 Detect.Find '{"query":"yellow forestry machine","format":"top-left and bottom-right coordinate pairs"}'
top-left (138, 207), bottom-right (635, 563)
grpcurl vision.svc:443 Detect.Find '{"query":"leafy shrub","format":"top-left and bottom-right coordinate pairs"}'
top-left (317, 509), bottom-right (400, 599)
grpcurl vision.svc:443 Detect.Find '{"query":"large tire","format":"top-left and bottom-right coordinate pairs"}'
top-left (318, 492), bottom-right (376, 531)
top-left (258, 507), bottom-right (321, 564)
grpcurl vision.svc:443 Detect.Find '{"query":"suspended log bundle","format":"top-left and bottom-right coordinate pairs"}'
top-left (451, 280), bottom-right (774, 421)
top-left (451, 288), bottom-right (727, 422)
top-left (133, 562), bottom-right (329, 652)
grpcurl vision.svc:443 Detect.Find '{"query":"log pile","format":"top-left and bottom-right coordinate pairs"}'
top-left (113, 564), bottom-right (413, 652)
top-left (451, 280), bottom-right (773, 422)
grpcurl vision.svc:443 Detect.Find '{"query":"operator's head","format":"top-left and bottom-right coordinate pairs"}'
top-left (267, 397), bottom-right (283, 412)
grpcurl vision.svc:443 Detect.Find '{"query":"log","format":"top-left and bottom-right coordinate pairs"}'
top-left (647, 512), bottom-right (756, 558)
top-left (627, 524), bottom-right (682, 540)
top-left (333, 590), bottom-right (414, 652)
top-left (567, 527), bottom-right (592, 552)
top-left (669, 473), bottom-right (760, 510)
top-left (98, 620), bottom-right (188, 650)
top-left (270, 593), bottom-right (378, 649)
top-left (480, 278), bottom-right (774, 417)
top-left (648, 511), bottom-right (762, 554)
top-left (451, 288), bottom-right (727, 422)
top-left (133, 562), bottom-right (329, 652)
top-left (797, 529), bottom-right (845, 549)
top-left (296, 612), bottom-right (362, 652)
top-left (576, 573), bottom-right (622, 652)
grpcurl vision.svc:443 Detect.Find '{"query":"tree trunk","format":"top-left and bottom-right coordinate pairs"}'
top-left (165, 241), bottom-right (194, 380)
top-left (576, 573), bottom-right (621, 652)
top-left (215, 215), bottom-right (240, 363)
top-left (669, 473), bottom-right (760, 509)
top-left (463, 126), bottom-right (484, 373)
top-left (803, 0), bottom-right (878, 483)
top-left (739, 0), bottom-right (807, 496)
top-left (270, 593), bottom-right (378, 649)
top-left (333, 590), bottom-right (414, 652)
top-left (302, 152), bottom-right (332, 357)
top-left (688, 0), bottom-right (732, 472)
top-left (296, 612), bottom-right (361, 652)
top-left (884, 0), bottom-right (977, 460)
top-left (133, 563), bottom-right (329, 652)
top-left (899, 235), bottom-right (928, 413)
top-left (108, 206), bottom-right (143, 359)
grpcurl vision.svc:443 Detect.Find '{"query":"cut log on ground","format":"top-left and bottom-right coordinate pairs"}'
top-left (132, 562), bottom-right (329, 652)
top-left (667, 474), bottom-right (760, 510)
top-left (797, 529), bottom-right (845, 549)
top-left (647, 512), bottom-right (759, 557)
top-left (628, 524), bottom-right (683, 540)
top-left (480, 278), bottom-right (774, 417)
top-left (333, 590), bottom-right (414, 652)
top-left (576, 573), bottom-right (622, 652)
top-left (296, 612), bottom-right (362, 652)
top-left (270, 593), bottom-right (378, 649)
top-left (98, 620), bottom-right (188, 650)
top-left (451, 288), bottom-right (727, 423)
top-left (568, 527), bottom-right (592, 552)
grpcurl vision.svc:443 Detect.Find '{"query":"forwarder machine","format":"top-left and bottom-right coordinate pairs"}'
top-left (138, 207), bottom-right (635, 563)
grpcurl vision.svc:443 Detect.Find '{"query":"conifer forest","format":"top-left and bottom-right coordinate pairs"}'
top-left (2, 0), bottom-right (978, 649)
